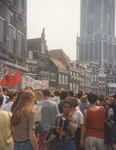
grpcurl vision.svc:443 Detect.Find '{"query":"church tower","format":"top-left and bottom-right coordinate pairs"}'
top-left (77, 0), bottom-right (116, 66)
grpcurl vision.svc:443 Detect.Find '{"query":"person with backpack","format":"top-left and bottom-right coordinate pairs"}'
top-left (83, 92), bottom-right (107, 150)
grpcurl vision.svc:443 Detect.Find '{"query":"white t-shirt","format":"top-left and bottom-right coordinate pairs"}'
top-left (1, 95), bottom-right (8, 110)
top-left (73, 110), bottom-right (84, 128)
top-left (51, 96), bottom-right (60, 104)
top-left (109, 108), bottom-right (114, 116)
top-left (3, 102), bottom-right (13, 112)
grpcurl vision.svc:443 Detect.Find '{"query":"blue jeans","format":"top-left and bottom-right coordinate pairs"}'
top-left (48, 138), bottom-right (76, 150)
top-left (13, 141), bottom-right (33, 150)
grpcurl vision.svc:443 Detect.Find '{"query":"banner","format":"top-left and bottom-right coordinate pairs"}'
top-left (25, 75), bottom-right (49, 89)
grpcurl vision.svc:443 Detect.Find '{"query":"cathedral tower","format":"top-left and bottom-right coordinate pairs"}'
top-left (77, 0), bottom-right (116, 66)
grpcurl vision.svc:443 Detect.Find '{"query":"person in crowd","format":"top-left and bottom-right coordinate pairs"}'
top-left (48, 100), bottom-right (77, 150)
top-left (35, 90), bottom-right (43, 103)
top-left (49, 91), bottom-right (55, 101)
top-left (79, 95), bottom-right (90, 114)
top-left (71, 97), bottom-right (85, 150)
top-left (58, 90), bottom-right (69, 113)
top-left (0, 94), bottom-right (14, 150)
top-left (1, 87), bottom-right (9, 109)
top-left (3, 90), bottom-right (17, 112)
top-left (11, 90), bottom-right (23, 112)
top-left (109, 94), bottom-right (116, 144)
top-left (11, 90), bottom-right (39, 150)
top-left (37, 88), bottom-right (59, 150)
top-left (83, 92), bottom-right (107, 150)
top-left (77, 92), bottom-right (83, 104)
top-left (51, 89), bottom-right (61, 104)
top-left (24, 86), bottom-right (34, 91)
top-left (69, 90), bottom-right (74, 97)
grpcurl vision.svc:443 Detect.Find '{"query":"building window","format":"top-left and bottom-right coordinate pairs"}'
top-left (18, 0), bottom-right (22, 13)
top-left (90, 43), bottom-right (93, 60)
top-left (32, 67), bottom-right (35, 73)
top-left (114, 45), bottom-right (116, 61)
top-left (46, 76), bottom-right (48, 80)
top-left (9, 25), bottom-right (14, 53)
top-left (28, 51), bottom-right (33, 59)
top-left (0, 2), bottom-right (4, 18)
top-left (41, 44), bottom-right (45, 54)
top-left (0, 18), bottom-right (3, 43)
top-left (65, 76), bottom-right (68, 84)
top-left (62, 75), bottom-right (64, 84)
top-left (50, 73), bottom-right (55, 81)
top-left (85, 44), bottom-right (88, 60)
top-left (17, 31), bottom-right (23, 56)
top-left (99, 88), bottom-right (101, 94)
top-left (103, 79), bottom-right (105, 85)
top-left (59, 74), bottom-right (61, 83)
top-left (28, 65), bottom-right (30, 71)
top-left (95, 42), bottom-right (98, 60)
top-left (70, 83), bottom-right (72, 90)
top-left (99, 78), bottom-right (101, 85)
top-left (80, 44), bottom-right (83, 61)
top-left (70, 71), bottom-right (72, 76)
top-left (76, 84), bottom-right (78, 93)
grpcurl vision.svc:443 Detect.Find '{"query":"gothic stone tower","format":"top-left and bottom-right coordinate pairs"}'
top-left (77, 0), bottom-right (116, 67)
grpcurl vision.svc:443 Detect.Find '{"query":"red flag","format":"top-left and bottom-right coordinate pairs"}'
top-left (0, 69), bottom-right (12, 86)
top-left (9, 69), bottom-right (22, 87)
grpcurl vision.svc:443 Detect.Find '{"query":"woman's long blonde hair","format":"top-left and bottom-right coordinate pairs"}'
top-left (11, 90), bottom-right (35, 126)
top-left (81, 95), bottom-right (88, 104)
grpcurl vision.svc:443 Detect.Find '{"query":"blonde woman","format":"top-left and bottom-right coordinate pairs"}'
top-left (11, 90), bottom-right (39, 150)
top-left (79, 95), bottom-right (90, 114)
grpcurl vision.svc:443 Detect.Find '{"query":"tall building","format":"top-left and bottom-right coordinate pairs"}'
top-left (77, 0), bottom-right (116, 67)
top-left (0, 0), bottom-right (27, 88)
top-left (27, 28), bottom-right (50, 81)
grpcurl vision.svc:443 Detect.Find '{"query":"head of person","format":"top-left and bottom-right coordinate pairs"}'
top-left (2, 87), bottom-right (9, 96)
top-left (0, 86), bottom-right (3, 95)
top-left (77, 92), bottom-right (83, 99)
top-left (69, 90), bottom-right (74, 97)
top-left (35, 91), bottom-right (43, 102)
top-left (0, 94), bottom-right (3, 107)
top-left (70, 97), bottom-right (79, 109)
top-left (24, 86), bottom-right (34, 91)
top-left (42, 89), bottom-right (51, 98)
top-left (60, 90), bottom-right (69, 100)
top-left (7, 90), bottom-right (17, 102)
top-left (11, 90), bottom-right (23, 112)
top-left (62, 100), bottom-right (72, 115)
top-left (81, 95), bottom-right (87, 104)
top-left (113, 94), bottom-right (116, 102)
top-left (54, 89), bottom-right (61, 97)
top-left (11, 90), bottom-right (35, 126)
top-left (87, 92), bottom-right (98, 104)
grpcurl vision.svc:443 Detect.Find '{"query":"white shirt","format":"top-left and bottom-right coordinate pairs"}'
top-left (1, 95), bottom-right (8, 110)
top-left (73, 110), bottom-right (84, 128)
top-left (3, 102), bottom-right (13, 112)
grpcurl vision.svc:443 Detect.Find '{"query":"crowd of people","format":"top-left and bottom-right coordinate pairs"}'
top-left (0, 86), bottom-right (116, 150)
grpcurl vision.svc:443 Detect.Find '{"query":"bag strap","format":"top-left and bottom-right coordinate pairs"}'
top-left (101, 106), bottom-right (108, 120)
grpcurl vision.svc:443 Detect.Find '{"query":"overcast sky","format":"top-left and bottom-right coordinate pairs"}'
top-left (27, 0), bottom-right (80, 60)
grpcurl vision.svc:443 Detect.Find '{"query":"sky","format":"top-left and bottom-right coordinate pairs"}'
top-left (27, 0), bottom-right (80, 60)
